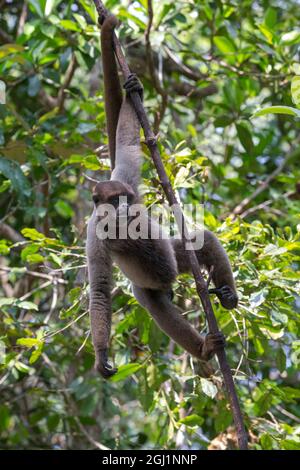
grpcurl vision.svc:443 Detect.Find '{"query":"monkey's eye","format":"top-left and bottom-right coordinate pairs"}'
top-left (108, 196), bottom-right (120, 207)
top-left (93, 194), bottom-right (100, 204)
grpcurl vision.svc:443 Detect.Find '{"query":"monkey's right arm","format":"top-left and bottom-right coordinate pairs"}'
top-left (101, 15), bottom-right (123, 170)
top-left (87, 217), bottom-right (117, 378)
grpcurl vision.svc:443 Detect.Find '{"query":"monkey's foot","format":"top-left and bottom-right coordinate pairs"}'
top-left (124, 73), bottom-right (143, 99)
top-left (95, 349), bottom-right (118, 379)
top-left (209, 285), bottom-right (238, 310)
top-left (201, 332), bottom-right (225, 361)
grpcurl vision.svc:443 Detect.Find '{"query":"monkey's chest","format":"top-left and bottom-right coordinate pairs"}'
top-left (111, 239), bottom-right (177, 290)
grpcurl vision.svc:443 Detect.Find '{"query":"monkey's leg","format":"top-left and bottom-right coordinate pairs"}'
top-left (132, 285), bottom-right (225, 361)
top-left (101, 15), bottom-right (123, 169)
top-left (172, 230), bottom-right (238, 309)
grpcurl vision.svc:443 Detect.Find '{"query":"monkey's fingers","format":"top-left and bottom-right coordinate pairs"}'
top-left (95, 361), bottom-right (118, 379)
top-left (209, 285), bottom-right (238, 310)
top-left (95, 350), bottom-right (118, 379)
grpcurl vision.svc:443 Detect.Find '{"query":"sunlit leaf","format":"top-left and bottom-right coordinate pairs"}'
top-left (110, 363), bottom-right (142, 382)
top-left (291, 76), bottom-right (300, 107)
top-left (252, 106), bottom-right (300, 118)
top-left (200, 378), bottom-right (218, 399)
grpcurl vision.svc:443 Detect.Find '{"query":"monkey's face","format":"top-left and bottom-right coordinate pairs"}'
top-left (92, 181), bottom-right (136, 227)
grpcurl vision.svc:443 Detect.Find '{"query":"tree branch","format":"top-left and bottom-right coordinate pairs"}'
top-left (38, 53), bottom-right (77, 112)
top-left (231, 146), bottom-right (300, 217)
top-left (0, 222), bottom-right (24, 243)
top-left (92, 0), bottom-right (248, 450)
top-left (145, 0), bottom-right (168, 134)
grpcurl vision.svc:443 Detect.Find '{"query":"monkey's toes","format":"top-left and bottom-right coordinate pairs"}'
top-left (207, 332), bottom-right (226, 349)
top-left (202, 332), bottom-right (225, 360)
top-left (124, 73), bottom-right (143, 97)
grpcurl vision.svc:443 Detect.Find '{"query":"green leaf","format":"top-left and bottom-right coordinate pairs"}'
top-left (281, 440), bottom-right (300, 450)
top-left (38, 107), bottom-right (59, 123)
top-left (68, 287), bottom-right (82, 303)
top-left (79, 0), bottom-right (97, 23)
top-left (174, 166), bottom-right (190, 188)
top-left (28, 0), bottom-right (44, 17)
top-left (0, 405), bottom-right (10, 432)
top-left (17, 338), bottom-right (41, 347)
top-left (21, 243), bottom-right (40, 261)
top-left (236, 123), bottom-right (254, 154)
top-left (200, 378), bottom-right (218, 398)
top-left (60, 20), bottom-right (80, 32)
top-left (291, 76), bottom-right (300, 107)
top-left (82, 155), bottom-right (101, 170)
top-left (25, 254), bottom-right (44, 264)
top-left (281, 31), bottom-right (300, 45)
top-left (249, 289), bottom-right (267, 308)
top-left (0, 240), bottom-right (10, 255)
top-left (15, 361), bottom-right (31, 373)
top-left (179, 414), bottom-right (204, 427)
top-left (54, 200), bottom-right (74, 219)
top-left (44, 0), bottom-right (62, 16)
top-left (258, 24), bottom-right (273, 43)
top-left (252, 106), bottom-right (300, 118)
top-left (0, 44), bottom-right (24, 60)
top-left (213, 36), bottom-right (236, 55)
top-left (276, 348), bottom-right (286, 373)
top-left (73, 13), bottom-right (87, 29)
top-left (264, 8), bottom-right (277, 29)
top-left (0, 180), bottom-right (11, 193)
top-left (29, 343), bottom-right (43, 364)
top-left (138, 369), bottom-right (154, 412)
top-left (21, 228), bottom-right (45, 241)
top-left (260, 433), bottom-right (274, 450)
top-left (28, 75), bottom-right (41, 97)
top-left (16, 301), bottom-right (38, 311)
top-left (0, 298), bottom-right (15, 307)
top-left (76, 122), bottom-right (97, 134)
top-left (0, 157), bottom-right (31, 199)
top-left (110, 363), bottom-right (142, 382)
top-left (47, 414), bottom-right (60, 431)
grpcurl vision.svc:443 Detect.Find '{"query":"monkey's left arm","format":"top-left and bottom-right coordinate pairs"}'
top-left (87, 218), bottom-right (117, 378)
top-left (172, 230), bottom-right (238, 309)
top-left (132, 285), bottom-right (225, 363)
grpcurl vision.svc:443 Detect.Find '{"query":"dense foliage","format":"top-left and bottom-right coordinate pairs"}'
top-left (0, 0), bottom-right (299, 450)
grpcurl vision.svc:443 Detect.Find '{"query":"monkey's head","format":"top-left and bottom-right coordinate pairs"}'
top-left (92, 180), bottom-right (136, 226)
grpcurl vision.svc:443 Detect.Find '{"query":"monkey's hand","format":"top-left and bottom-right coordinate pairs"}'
top-left (124, 73), bottom-right (143, 100)
top-left (201, 332), bottom-right (225, 361)
top-left (95, 349), bottom-right (118, 379)
top-left (209, 285), bottom-right (238, 310)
